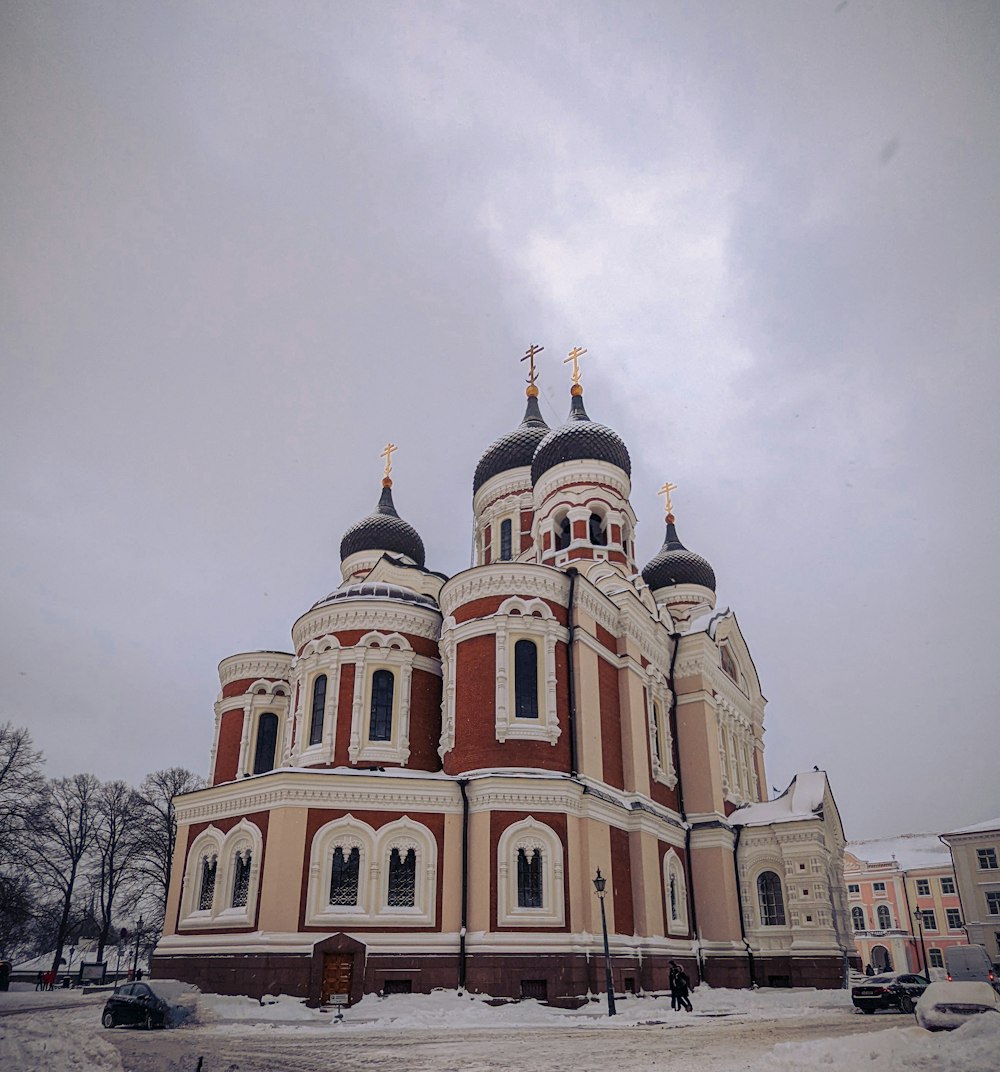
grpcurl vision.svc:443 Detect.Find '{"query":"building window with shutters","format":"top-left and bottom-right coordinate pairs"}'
top-left (309, 674), bottom-right (327, 746)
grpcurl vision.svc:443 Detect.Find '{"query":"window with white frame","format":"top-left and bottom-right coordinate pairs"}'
top-left (499, 517), bottom-right (513, 561)
top-left (946, 908), bottom-right (962, 929)
top-left (308, 674), bottom-right (327, 746)
top-left (494, 598), bottom-right (564, 745)
top-left (929, 947), bottom-right (944, 968)
top-left (664, 849), bottom-right (688, 935)
top-left (986, 891), bottom-right (1000, 915)
top-left (851, 906), bottom-right (866, 931)
top-left (496, 818), bottom-right (565, 927)
top-left (916, 878), bottom-right (930, 896)
top-left (941, 876), bottom-right (955, 895)
top-left (848, 883), bottom-right (860, 895)
top-left (757, 871), bottom-right (786, 926)
top-left (876, 904), bottom-right (892, 929)
top-left (252, 712), bottom-right (278, 774)
top-left (977, 847), bottom-right (998, 870)
top-left (873, 882), bottom-right (886, 893)
top-left (306, 815), bottom-right (437, 927)
top-left (921, 909), bottom-right (937, 931)
top-left (647, 674), bottom-right (677, 788)
top-left (179, 820), bottom-right (263, 929)
top-left (348, 632), bottom-right (417, 765)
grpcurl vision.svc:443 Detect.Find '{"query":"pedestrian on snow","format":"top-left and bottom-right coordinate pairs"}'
top-left (670, 962), bottom-right (693, 1012)
top-left (864, 963), bottom-right (874, 977)
top-left (35, 971), bottom-right (45, 991)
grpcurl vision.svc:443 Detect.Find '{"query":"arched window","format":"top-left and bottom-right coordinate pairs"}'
top-left (589, 512), bottom-right (607, 546)
top-left (877, 904), bottom-right (892, 930)
top-left (231, 849), bottom-right (252, 908)
top-left (329, 846), bottom-right (360, 906)
top-left (555, 515), bottom-right (571, 550)
top-left (514, 639), bottom-right (539, 719)
top-left (757, 871), bottom-right (786, 926)
top-left (308, 675), bottom-right (327, 746)
top-left (517, 847), bottom-right (543, 908)
top-left (369, 669), bottom-right (395, 741)
top-left (652, 703), bottom-right (662, 764)
top-left (669, 871), bottom-right (678, 921)
top-left (198, 855), bottom-right (217, 912)
top-left (253, 713), bottom-right (278, 774)
top-left (664, 850), bottom-right (688, 934)
top-left (499, 518), bottom-right (513, 561)
top-left (852, 906), bottom-right (866, 931)
top-left (387, 847), bottom-right (416, 907)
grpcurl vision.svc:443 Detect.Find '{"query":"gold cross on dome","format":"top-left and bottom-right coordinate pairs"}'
top-left (380, 442), bottom-right (398, 479)
top-left (564, 346), bottom-right (588, 385)
top-left (520, 343), bottom-right (544, 388)
top-left (658, 480), bottom-right (678, 517)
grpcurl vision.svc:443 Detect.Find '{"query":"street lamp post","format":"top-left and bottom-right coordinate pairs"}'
top-left (115, 927), bottom-right (128, 985)
top-left (132, 916), bottom-right (144, 979)
top-left (912, 906), bottom-right (929, 980)
top-left (592, 868), bottom-right (617, 1017)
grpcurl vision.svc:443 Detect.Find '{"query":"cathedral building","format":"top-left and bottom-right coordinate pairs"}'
top-left (154, 350), bottom-right (855, 1004)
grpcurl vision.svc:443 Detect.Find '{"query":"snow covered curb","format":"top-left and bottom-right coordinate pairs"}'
top-left (0, 1007), bottom-right (124, 1071)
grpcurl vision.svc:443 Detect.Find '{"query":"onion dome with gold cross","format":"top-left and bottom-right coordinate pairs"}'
top-left (530, 347), bottom-right (630, 485)
top-left (642, 482), bottom-right (716, 595)
top-left (339, 444), bottom-right (425, 568)
top-left (473, 392), bottom-right (550, 494)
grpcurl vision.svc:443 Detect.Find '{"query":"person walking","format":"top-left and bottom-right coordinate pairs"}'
top-left (674, 964), bottom-right (693, 1012)
top-left (35, 971), bottom-right (45, 991)
top-left (668, 961), bottom-right (682, 1012)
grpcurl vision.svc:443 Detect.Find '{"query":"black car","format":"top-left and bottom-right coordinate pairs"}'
top-left (102, 982), bottom-right (169, 1029)
top-left (851, 972), bottom-right (930, 1014)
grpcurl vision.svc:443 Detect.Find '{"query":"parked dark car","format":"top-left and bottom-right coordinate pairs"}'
top-left (852, 972), bottom-right (929, 1014)
top-left (101, 982), bottom-right (171, 1029)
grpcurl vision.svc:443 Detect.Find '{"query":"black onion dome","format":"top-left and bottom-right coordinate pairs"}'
top-left (312, 581), bottom-right (437, 610)
top-left (339, 484), bottom-right (426, 567)
top-left (473, 394), bottom-right (550, 493)
top-left (641, 520), bottom-right (716, 593)
top-left (530, 392), bottom-right (631, 485)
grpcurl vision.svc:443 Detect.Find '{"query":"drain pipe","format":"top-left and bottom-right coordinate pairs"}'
top-left (731, 822), bottom-right (757, 986)
top-left (458, 778), bottom-right (470, 992)
top-left (566, 568), bottom-right (579, 777)
top-left (667, 630), bottom-right (704, 979)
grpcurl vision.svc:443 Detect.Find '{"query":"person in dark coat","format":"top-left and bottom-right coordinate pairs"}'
top-left (671, 962), bottom-right (693, 1012)
top-left (668, 960), bottom-right (680, 1010)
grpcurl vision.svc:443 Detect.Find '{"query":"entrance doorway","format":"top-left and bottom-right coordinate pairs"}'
top-left (871, 945), bottom-right (892, 973)
top-left (321, 953), bottom-right (353, 1005)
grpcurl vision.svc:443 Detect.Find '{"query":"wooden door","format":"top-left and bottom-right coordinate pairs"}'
top-left (321, 953), bottom-right (353, 1005)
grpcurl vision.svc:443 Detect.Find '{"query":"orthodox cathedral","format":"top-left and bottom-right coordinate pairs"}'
top-left (154, 348), bottom-right (855, 1005)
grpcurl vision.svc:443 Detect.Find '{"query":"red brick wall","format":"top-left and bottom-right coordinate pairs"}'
top-left (407, 667), bottom-right (443, 771)
top-left (299, 808), bottom-right (445, 931)
top-left (332, 663), bottom-right (356, 765)
top-left (598, 659), bottom-right (624, 789)
top-left (490, 811), bottom-right (570, 932)
top-left (214, 709), bottom-right (244, 784)
top-left (452, 596), bottom-right (567, 626)
top-left (596, 624), bottom-right (617, 654)
top-left (609, 826), bottom-right (635, 935)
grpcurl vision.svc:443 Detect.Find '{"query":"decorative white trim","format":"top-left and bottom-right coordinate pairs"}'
top-left (347, 631), bottom-right (416, 766)
top-left (439, 564), bottom-right (570, 620)
top-left (218, 653), bottom-right (293, 689)
top-left (663, 848), bottom-right (688, 935)
top-left (494, 597), bottom-right (563, 745)
top-left (305, 815), bottom-right (375, 925)
top-left (292, 600), bottom-right (441, 652)
top-left (496, 817), bottom-right (565, 927)
top-left (646, 669), bottom-right (677, 789)
top-left (178, 819), bottom-right (264, 930)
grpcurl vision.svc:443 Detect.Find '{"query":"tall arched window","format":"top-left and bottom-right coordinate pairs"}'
top-left (387, 847), bottom-right (416, 907)
top-left (369, 669), bottom-right (395, 741)
top-left (652, 702), bottom-right (662, 764)
top-left (517, 847), bottom-right (543, 907)
top-left (329, 846), bottom-right (360, 906)
top-left (555, 515), bottom-right (571, 551)
top-left (231, 849), bottom-right (252, 908)
top-left (877, 904), bottom-right (892, 930)
top-left (757, 871), bottom-right (786, 926)
top-left (499, 518), bottom-right (513, 561)
top-left (669, 871), bottom-right (678, 921)
top-left (308, 674), bottom-right (327, 746)
top-left (589, 512), bottom-right (607, 546)
top-left (852, 905), bottom-right (866, 931)
top-left (253, 713), bottom-right (278, 774)
top-left (198, 855), bottom-right (217, 911)
top-left (514, 639), bottom-right (539, 719)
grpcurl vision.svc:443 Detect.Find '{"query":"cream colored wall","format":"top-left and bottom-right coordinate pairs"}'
top-left (689, 832), bottom-right (742, 943)
top-left (675, 691), bottom-right (724, 815)
top-left (466, 809), bottom-right (493, 932)
top-left (629, 829), bottom-right (665, 937)
top-left (618, 646), bottom-right (651, 797)
top-left (440, 810), bottom-right (464, 933)
top-left (573, 608), bottom-right (605, 784)
top-left (162, 824), bottom-right (191, 938)
top-left (256, 807), bottom-right (309, 932)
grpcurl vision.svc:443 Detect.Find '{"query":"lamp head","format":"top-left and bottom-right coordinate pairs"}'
top-left (593, 868), bottom-right (607, 894)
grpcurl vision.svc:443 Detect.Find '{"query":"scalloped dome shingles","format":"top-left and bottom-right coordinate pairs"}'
top-left (530, 393), bottom-right (631, 485)
top-left (339, 485), bottom-right (426, 567)
top-left (312, 581), bottom-right (437, 610)
top-left (473, 394), bottom-right (550, 493)
top-left (641, 521), bottom-right (716, 593)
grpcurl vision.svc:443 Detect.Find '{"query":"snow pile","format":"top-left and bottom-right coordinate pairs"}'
top-left (760, 1010), bottom-right (1000, 1072)
top-left (0, 1007), bottom-right (124, 1071)
top-left (730, 772), bottom-right (827, 827)
top-left (198, 993), bottom-right (325, 1024)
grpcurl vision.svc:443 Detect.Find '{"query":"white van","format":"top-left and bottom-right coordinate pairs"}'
top-left (944, 944), bottom-right (996, 985)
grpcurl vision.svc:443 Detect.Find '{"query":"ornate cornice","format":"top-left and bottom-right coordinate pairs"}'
top-left (218, 652), bottom-right (293, 688)
top-left (533, 460), bottom-right (632, 512)
top-left (292, 600), bottom-right (441, 650)
top-left (439, 564), bottom-right (570, 618)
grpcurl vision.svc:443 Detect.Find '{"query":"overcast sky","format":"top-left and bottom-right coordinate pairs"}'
top-left (2, 1), bottom-right (998, 840)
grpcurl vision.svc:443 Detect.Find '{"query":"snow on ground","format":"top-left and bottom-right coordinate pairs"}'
top-left (0, 1007), bottom-right (124, 1072)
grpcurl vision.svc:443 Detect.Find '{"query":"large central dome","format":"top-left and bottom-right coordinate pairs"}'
top-left (473, 393), bottom-right (549, 493)
top-left (531, 391), bottom-right (630, 485)
top-left (339, 483), bottom-right (426, 567)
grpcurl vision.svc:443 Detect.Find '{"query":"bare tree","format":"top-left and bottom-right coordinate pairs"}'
top-left (29, 773), bottom-right (100, 976)
top-left (0, 723), bottom-right (44, 865)
top-left (91, 780), bottom-right (145, 963)
top-left (134, 768), bottom-right (204, 929)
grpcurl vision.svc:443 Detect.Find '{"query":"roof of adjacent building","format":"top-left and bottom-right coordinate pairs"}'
top-left (730, 771), bottom-right (827, 827)
top-left (847, 832), bottom-right (952, 872)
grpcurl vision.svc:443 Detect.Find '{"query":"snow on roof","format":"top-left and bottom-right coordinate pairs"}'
top-left (730, 771), bottom-right (827, 827)
top-left (847, 832), bottom-right (952, 872)
top-left (943, 815), bottom-right (1000, 837)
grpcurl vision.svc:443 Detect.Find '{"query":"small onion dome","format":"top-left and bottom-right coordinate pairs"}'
top-left (339, 483), bottom-right (426, 567)
top-left (641, 516), bottom-right (716, 592)
top-left (530, 389), bottom-right (630, 485)
top-left (473, 392), bottom-right (550, 493)
top-left (312, 581), bottom-right (437, 610)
